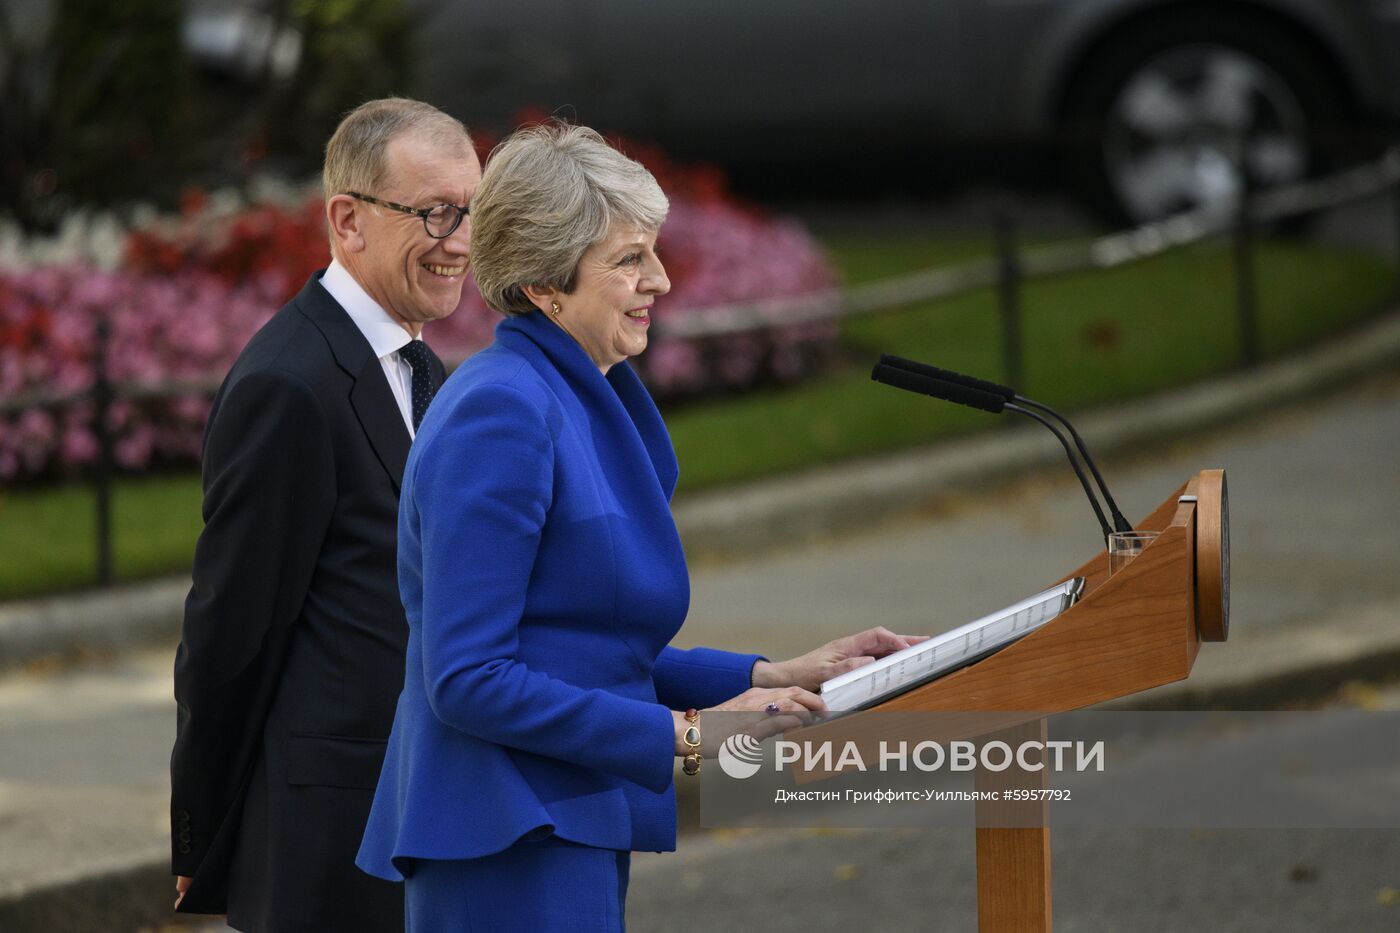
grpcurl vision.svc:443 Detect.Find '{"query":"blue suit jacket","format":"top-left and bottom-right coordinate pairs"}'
top-left (357, 310), bottom-right (761, 880)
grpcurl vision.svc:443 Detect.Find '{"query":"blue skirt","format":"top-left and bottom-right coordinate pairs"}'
top-left (403, 837), bottom-right (631, 933)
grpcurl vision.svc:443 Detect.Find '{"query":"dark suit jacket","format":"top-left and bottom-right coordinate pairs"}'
top-left (170, 272), bottom-right (444, 932)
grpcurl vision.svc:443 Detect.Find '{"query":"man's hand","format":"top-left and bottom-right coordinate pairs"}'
top-left (174, 875), bottom-right (192, 909)
top-left (751, 626), bottom-right (930, 692)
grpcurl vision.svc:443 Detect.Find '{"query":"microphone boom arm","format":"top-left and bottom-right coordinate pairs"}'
top-left (1014, 397), bottom-right (1132, 533)
top-left (878, 353), bottom-right (1131, 536)
top-left (1005, 402), bottom-right (1114, 544)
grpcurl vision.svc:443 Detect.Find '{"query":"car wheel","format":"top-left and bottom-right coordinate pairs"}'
top-left (1062, 13), bottom-right (1349, 226)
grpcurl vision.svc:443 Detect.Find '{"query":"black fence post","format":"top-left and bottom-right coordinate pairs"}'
top-left (93, 318), bottom-right (113, 587)
top-left (1393, 171), bottom-right (1400, 298)
top-left (994, 211), bottom-right (1024, 389)
top-left (1232, 184), bottom-right (1261, 367)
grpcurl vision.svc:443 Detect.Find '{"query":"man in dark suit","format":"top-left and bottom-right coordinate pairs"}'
top-left (170, 97), bottom-right (481, 932)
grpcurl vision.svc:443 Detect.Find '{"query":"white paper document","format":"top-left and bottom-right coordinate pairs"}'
top-left (819, 578), bottom-right (1086, 712)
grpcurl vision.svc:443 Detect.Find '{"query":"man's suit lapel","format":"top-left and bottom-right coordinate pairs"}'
top-left (293, 274), bottom-right (411, 492)
top-left (349, 363), bottom-right (411, 492)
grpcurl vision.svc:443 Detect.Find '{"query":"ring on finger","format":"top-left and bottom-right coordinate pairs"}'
top-left (764, 702), bottom-right (781, 716)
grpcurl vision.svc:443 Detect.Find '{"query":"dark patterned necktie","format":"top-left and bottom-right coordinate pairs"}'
top-left (396, 339), bottom-right (436, 431)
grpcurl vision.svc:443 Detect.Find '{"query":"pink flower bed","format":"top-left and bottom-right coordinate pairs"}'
top-left (0, 144), bottom-right (838, 481)
top-left (0, 267), bottom-right (282, 479)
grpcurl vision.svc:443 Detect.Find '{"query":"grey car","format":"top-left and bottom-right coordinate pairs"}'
top-left (192, 0), bottom-right (1400, 224)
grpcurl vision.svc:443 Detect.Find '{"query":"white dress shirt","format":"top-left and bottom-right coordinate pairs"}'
top-left (319, 260), bottom-right (423, 438)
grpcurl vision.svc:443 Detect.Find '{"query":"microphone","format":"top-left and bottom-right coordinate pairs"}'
top-left (877, 354), bottom-right (1015, 403)
top-left (871, 361), bottom-right (1115, 543)
top-left (878, 354), bottom-right (1133, 534)
top-left (869, 362), bottom-right (1006, 414)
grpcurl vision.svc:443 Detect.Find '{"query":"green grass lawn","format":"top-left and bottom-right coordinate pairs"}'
top-left (0, 473), bottom-right (205, 599)
top-left (0, 234), bottom-right (1393, 600)
top-left (670, 235), bottom-right (1395, 490)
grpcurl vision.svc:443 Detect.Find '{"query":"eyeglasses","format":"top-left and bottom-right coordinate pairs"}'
top-left (345, 192), bottom-right (469, 239)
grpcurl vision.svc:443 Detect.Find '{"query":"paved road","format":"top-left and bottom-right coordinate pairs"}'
top-left (677, 373), bottom-right (1400, 671)
top-left (630, 826), bottom-right (1400, 932)
top-left (1, 372), bottom-right (1397, 931)
top-left (6, 655), bottom-right (1398, 933)
top-left (643, 369), bottom-right (1400, 932)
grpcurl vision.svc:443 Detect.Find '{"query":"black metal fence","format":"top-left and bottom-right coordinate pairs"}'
top-left (3, 146), bottom-right (1400, 589)
top-left (657, 146), bottom-right (1400, 355)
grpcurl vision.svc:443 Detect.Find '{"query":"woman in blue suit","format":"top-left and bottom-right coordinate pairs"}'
top-left (357, 123), bottom-right (922, 932)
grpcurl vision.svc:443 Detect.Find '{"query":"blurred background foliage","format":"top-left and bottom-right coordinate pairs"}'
top-left (0, 1), bottom-right (192, 229)
top-left (0, 0), bottom-right (1396, 599)
top-left (0, 0), bottom-right (410, 230)
top-left (259, 0), bottom-right (411, 167)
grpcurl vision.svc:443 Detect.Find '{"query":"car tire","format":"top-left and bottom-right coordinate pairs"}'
top-left (1061, 11), bottom-right (1351, 227)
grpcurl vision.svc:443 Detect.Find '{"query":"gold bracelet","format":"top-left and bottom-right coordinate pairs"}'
top-left (682, 708), bottom-right (701, 776)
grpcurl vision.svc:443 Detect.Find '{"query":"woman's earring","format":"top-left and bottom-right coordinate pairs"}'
top-left (550, 301), bottom-right (561, 316)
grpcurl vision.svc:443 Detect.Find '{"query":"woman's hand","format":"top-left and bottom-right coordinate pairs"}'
top-left (750, 626), bottom-right (930, 692)
top-left (716, 685), bottom-right (827, 717)
top-left (672, 686), bottom-right (828, 755)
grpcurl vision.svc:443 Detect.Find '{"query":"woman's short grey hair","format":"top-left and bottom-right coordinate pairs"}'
top-left (470, 123), bottom-right (669, 316)
top-left (323, 98), bottom-right (471, 244)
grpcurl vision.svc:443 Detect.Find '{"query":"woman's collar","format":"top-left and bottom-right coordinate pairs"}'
top-left (500, 309), bottom-right (614, 386)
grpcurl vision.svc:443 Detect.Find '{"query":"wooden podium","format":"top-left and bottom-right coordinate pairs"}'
top-left (799, 469), bottom-right (1229, 932)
